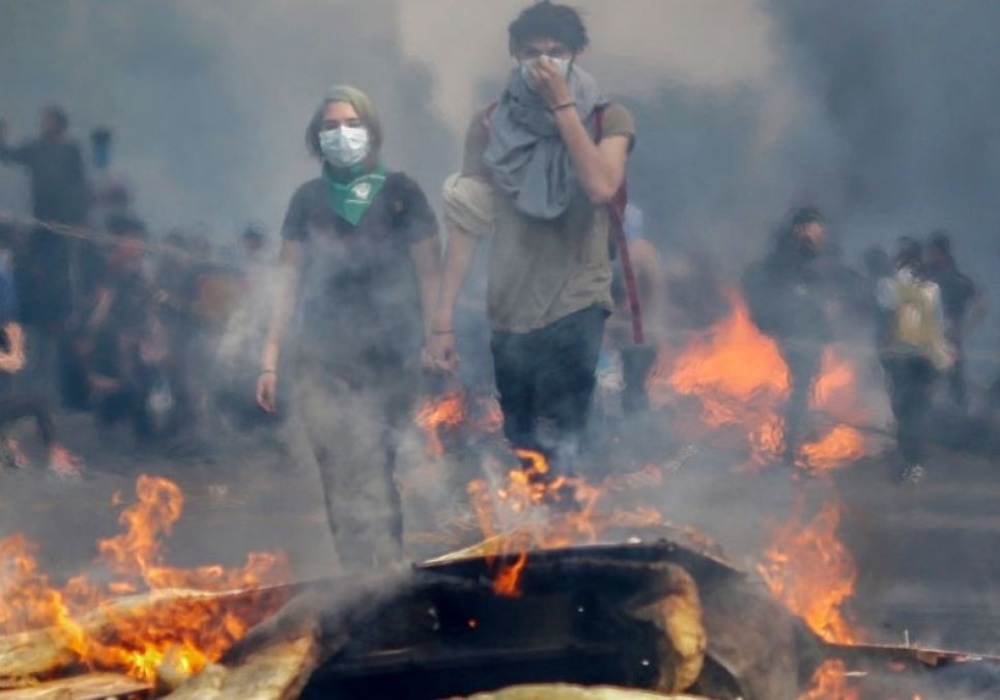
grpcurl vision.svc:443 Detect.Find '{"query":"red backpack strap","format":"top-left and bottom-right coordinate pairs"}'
top-left (596, 106), bottom-right (644, 345)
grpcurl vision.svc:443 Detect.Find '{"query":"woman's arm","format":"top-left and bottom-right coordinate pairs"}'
top-left (409, 235), bottom-right (444, 342)
top-left (257, 238), bottom-right (301, 412)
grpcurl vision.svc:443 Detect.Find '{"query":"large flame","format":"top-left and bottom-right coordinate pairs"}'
top-left (758, 498), bottom-right (861, 645)
top-left (0, 475), bottom-right (290, 683)
top-left (656, 291), bottom-right (867, 470)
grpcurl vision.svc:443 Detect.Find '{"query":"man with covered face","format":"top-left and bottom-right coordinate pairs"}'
top-left (742, 207), bottom-right (840, 469)
top-left (428, 0), bottom-right (636, 479)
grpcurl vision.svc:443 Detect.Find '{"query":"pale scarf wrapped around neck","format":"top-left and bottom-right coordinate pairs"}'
top-left (483, 64), bottom-right (606, 220)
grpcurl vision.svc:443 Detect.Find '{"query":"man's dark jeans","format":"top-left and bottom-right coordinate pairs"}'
top-left (883, 355), bottom-right (936, 465)
top-left (491, 306), bottom-right (607, 476)
top-left (778, 341), bottom-right (823, 464)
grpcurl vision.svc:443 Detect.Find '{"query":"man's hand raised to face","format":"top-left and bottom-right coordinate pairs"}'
top-left (528, 56), bottom-right (574, 110)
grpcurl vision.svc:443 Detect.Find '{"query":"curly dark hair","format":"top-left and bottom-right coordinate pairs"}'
top-left (508, 1), bottom-right (589, 55)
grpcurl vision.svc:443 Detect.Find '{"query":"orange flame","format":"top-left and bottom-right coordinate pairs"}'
top-left (415, 391), bottom-right (466, 456)
top-left (0, 476), bottom-right (290, 683)
top-left (467, 449), bottom-right (638, 596)
top-left (798, 659), bottom-right (859, 700)
top-left (658, 291), bottom-right (867, 470)
top-left (799, 350), bottom-right (866, 471)
top-left (758, 498), bottom-right (861, 644)
top-left (415, 391), bottom-right (504, 457)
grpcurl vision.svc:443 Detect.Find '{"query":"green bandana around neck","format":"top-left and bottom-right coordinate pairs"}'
top-left (322, 161), bottom-right (387, 226)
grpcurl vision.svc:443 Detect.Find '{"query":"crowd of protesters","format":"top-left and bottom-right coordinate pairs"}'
top-left (0, 106), bottom-right (270, 477)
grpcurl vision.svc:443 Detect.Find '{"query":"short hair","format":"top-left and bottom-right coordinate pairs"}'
top-left (43, 105), bottom-right (68, 133)
top-left (508, 1), bottom-right (589, 55)
top-left (304, 85), bottom-right (382, 161)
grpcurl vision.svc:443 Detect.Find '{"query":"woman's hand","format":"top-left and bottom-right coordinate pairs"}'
top-left (257, 371), bottom-right (278, 413)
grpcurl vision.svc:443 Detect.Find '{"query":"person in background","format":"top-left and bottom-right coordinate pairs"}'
top-left (0, 231), bottom-right (83, 477)
top-left (257, 85), bottom-right (442, 570)
top-left (78, 216), bottom-right (175, 443)
top-left (0, 107), bottom-right (89, 405)
top-left (606, 203), bottom-right (666, 415)
top-left (429, 1), bottom-right (636, 481)
top-left (877, 237), bottom-right (953, 485)
top-left (240, 225), bottom-right (268, 265)
top-left (924, 230), bottom-right (985, 412)
top-left (743, 207), bottom-right (839, 468)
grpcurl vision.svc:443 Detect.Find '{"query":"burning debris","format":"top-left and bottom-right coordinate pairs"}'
top-left (758, 497), bottom-right (861, 646)
top-left (0, 475), bottom-right (290, 690)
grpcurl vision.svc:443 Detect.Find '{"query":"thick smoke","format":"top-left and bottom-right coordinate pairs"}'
top-left (0, 0), bottom-right (453, 235)
top-left (766, 0), bottom-right (1000, 253)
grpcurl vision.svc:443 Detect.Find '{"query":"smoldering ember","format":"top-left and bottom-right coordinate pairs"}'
top-left (3, 2), bottom-right (1000, 699)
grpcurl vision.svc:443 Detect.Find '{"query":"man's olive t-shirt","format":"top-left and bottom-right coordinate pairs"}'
top-left (462, 102), bottom-right (635, 334)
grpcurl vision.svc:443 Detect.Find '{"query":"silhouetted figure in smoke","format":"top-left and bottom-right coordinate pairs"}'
top-left (859, 246), bottom-right (894, 342)
top-left (0, 230), bottom-right (83, 478)
top-left (607, 204), bottom-right (666, 415)
top-left (257, 86), bottom-right (442, 570)
top-left (0, 106), bottom-right (89, 403)
top-left (240, 225), bottom-right (267, 265)
top-left (743, 207), bottom-right (839, 467)
top-left (85, 126), bottom-right (134, 297)
top-left (877, 237), bottom-right (954, 485)
top-left (924, 230), bottom-right (984, 412)
top-left (429, 1), bottom-right (636, 480)
top-left (77, 216), bottom-right (180, 445)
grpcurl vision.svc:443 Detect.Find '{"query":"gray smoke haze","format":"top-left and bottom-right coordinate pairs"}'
top-left (0, 0), bottom-right (453, 237)
top-left (0, 0), bottom-right (775, 242)
top-left (4, 1), bottom-right (997, 276)
top-left (767, 1), bottom-right (1000, 251)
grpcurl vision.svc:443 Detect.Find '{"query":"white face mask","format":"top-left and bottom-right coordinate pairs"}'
top-left (520, 56), bottom-right (573, 90)
top-left (318, 126), bottom-right (369, 168)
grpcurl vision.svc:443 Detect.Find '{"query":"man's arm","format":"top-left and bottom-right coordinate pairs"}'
top-left (528, 58), bottom-right (630, 204)
top-left (554, 114), bottom-right (629, 204)
top-left (427, 226), bottom-right (481, 371)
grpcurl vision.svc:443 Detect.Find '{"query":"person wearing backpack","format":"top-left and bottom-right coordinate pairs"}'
top-left (427, 1), bottom-right (635, 480)
top-left (256, 86), bottom-right (442, 570)
top-left (877, 237), bottom-right (954, 485)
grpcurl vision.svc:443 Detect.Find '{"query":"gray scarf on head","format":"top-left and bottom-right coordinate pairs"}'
top-left (483, 64), bottom-right (607, 221)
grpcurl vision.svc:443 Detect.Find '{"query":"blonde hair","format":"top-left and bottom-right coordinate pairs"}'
top-left (305, 85), bottom-right (383, 161)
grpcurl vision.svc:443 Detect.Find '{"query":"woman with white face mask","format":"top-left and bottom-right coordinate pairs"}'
top-left (257, 85), bottom-right (442, 571)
